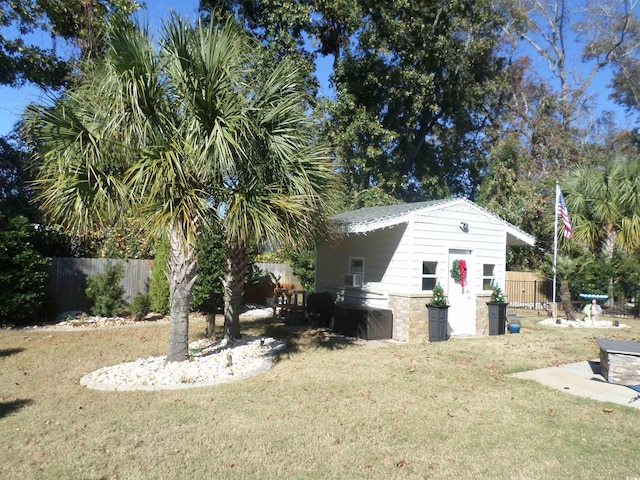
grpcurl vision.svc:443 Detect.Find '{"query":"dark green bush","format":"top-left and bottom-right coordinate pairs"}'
top-left (192, 228), bottom-right (226, 314)
top-left (130, 294), bottom-right (151, 320)
top-left (0, 213), bottom-right (51, 324)
top-left (191, 225), bottom-right (264, 312)
top-left (611, 254), bottom-right (640, 301)
top-left (85, 262), bottom-right (125, 317)
top-left (149, 237), bottom-right (170, 314)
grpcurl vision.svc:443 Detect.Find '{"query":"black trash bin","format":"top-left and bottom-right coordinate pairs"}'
top-left (427, 305), bottom-right (449, 342)
top-left (487, 302), bottom-right (508, 335)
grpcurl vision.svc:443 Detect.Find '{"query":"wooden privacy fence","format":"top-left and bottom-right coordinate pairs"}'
top-left (48, 257), bottom-right (153, 314)
top-left (254, 263), bottom-right (303, 290)
top-left (245, 262), bottom-right (303, 304)
top-left (47, 259), bottom-right (300, 315)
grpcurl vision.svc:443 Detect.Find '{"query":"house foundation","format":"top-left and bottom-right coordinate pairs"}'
top-left (389, 292), bottom-right (495, 342)
top-left (388, 292), bottom-right (431, 342)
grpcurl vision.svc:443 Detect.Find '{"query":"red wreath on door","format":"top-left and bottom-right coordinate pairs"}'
top-left (458, 259), bottom-right (467, 287)
top-left (450, 259), bottom-right (467, 287)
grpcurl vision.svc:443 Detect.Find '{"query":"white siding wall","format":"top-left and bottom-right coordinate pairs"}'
top-left (316, 202), bottom-right (509, 300)
top-left (315, 224), bottom-right (408, 292)
top-left (412, 203), bottom-right (506, 293)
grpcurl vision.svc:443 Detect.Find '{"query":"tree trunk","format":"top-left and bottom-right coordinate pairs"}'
top-left (166, 223), bottom-right (198, 362)
top-left (559, 281), bottom-right (578, 321)
top-left (223, 238), bottom-right (248, 342)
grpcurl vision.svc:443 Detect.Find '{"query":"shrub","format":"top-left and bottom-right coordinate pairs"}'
top-left (85, 262), bottom-right (125, 317)
top-left (149, 237), bottom-right (170, 314)
top-left (0, 213), bottom-right (51, 325)
top-left (191, 228), bottom-right (225, 314)
top-left (130, 294), bottom-right (151, 320)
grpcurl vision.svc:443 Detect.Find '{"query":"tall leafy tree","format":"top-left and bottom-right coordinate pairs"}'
top-left (24, 15), bottom-right (338, 361)
top-left (509, 0), bottom-right (640, 128)
top-left (201, 0), bottom-right (512, 201)
top-left (199, 0), bottom-right (362, 72)
top-left (476, 1), bottom-right (640, 272)
top-left (0, 0), bottom-right (139, 88)
top-left (494, 0), bottom-right (640, 185)
top-left (476, 135), bottom-right (551, 270)
top-left (330, 0), bottom-right (512, 200)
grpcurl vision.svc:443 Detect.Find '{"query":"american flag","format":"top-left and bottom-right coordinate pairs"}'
top-left (556, 190), bottom-right (573, 239)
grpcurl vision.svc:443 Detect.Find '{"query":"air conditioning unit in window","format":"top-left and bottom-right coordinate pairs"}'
top-left (344, 273), bottom-right (363, 287)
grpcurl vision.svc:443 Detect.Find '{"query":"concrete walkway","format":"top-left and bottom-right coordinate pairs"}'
top-left (510, 361), bottom-right (640, 410)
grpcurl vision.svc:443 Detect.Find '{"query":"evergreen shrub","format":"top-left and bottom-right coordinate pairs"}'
top-left (130, 294), bottom-right (151, 320)
top-left (85, 262), bottom-right (125, 317)
top-left (149, 237), bottom-right (170, 314)
top-left (0, 213), bottom-right (51, 324)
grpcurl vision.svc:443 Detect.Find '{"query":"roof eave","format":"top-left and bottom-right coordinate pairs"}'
top-left (506, 226), bottom-right (536, 247)
top-left (337, 216), bottom-right (409, 234)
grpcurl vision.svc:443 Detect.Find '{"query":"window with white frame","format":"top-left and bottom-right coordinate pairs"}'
top-left (349, 257), bottom-right (364, 275)
top-left (483, 264), bottom-right (496, 290)
top-left (421, 261), bottom-right (438, 290)
top-left (344, 257), bottom-right (364, 286)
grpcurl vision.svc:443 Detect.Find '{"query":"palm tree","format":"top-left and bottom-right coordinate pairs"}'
top-left (24, 15), bottom-right (338, 361)
top-left (546, 253), bottom-right (591, 320)
top-left (564, 158), bottom-right (640, 258)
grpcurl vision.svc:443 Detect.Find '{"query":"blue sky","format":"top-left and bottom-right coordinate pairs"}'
top-left (0, 1), bottom-right (631, 136)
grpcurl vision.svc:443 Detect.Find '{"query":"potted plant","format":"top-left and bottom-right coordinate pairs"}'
top-left (487, 284), bottom-right (508, 335)
top-left (426, 282), bottom-right (449, 342)
top-left (507, 314), bottom-right (521, 334)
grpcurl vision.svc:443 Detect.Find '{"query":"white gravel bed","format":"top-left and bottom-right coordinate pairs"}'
top-left (23, 305), bottom-right (276, 332)
top-left (81, 335), bottom-right (286, 391)
top-left (538, 317), bottom-right (630, 329)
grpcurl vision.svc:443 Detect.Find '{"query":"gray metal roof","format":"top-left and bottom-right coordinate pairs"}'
top-left (332, 200), bottom-right (446, 227)
top-left (331, 198), bottom-right (536, 247)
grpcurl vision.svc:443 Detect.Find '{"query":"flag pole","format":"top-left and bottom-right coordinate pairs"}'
top-left (552, 183), bottom-right (559, 321)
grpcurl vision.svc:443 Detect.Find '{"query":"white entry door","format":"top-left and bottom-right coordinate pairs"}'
top-left (447, 249), bottom-right (475, 336)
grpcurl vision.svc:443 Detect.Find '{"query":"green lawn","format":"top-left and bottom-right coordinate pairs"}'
top-left (1, 311), bottom-right (639, 479)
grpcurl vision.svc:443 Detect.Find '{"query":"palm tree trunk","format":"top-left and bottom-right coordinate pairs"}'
top-left (166, 223), bottom-right (198, 362)
top-left (223, 238), bottom-right (248, 342)
top-left (559, 281), bottom-right (578, 320)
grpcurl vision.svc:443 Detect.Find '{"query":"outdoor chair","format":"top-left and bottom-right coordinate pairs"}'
top-left (306, 292), bottom-right (334, 328)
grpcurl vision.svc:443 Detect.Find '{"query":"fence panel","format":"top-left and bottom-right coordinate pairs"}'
top-left (254, 263), bottom-right (303, 290)
top-left (48, 258), bottom-right (153, 314)
top-left (505, 279), bottom-right (554, 311)
top-left (568, 282), bottom-right (638, 318)
top-left (244, 263), bottom-right (304, 304)
top-left (505, 277), bottom-right (638, 318)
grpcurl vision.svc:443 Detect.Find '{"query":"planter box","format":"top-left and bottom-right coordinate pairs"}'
top-left (427, 305), bottom-right (449, 342)
top-left (487, 302), bottom-right (508, 335)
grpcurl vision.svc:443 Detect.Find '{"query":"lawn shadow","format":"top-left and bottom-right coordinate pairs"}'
top-left (263, 324), bottom-right (360, 355)
top-left (0, 399), bottom-right (33, 418)
top-left (0, 347), bottom-right (25, 358)
top-left (208, 314), bottom-right (361, 355)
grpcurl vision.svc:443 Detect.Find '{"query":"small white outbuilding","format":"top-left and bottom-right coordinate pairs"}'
top-left (315, 198), bottom-right (536, 341)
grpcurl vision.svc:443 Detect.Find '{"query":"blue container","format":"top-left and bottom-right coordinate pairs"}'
top-left (508, 323), bottom-right (521, 334)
